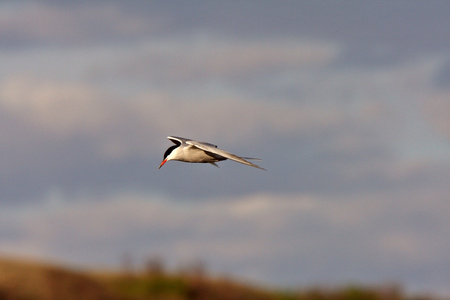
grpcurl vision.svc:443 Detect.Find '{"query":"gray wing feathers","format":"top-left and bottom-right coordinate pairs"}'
top-left (167, 136), bottom-right (188, 145)
top-left (187, 140), bottom-right (266, 170)
top-left (168, 136), bottom-right (217, 148)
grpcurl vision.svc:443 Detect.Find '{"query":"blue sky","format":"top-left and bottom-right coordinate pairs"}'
top-left (0, 0), bottom-right (449, 296)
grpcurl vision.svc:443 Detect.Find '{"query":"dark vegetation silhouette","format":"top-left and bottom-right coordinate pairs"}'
top-left (0, 256), bottom-right (437, 300)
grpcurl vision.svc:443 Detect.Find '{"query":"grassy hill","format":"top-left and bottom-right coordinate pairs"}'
top-left (0, 257), bottom-right (435, 300)
top-left (0, 257), bottom-right (115, 300)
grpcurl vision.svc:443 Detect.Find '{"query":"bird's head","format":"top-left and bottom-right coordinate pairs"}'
top-left (158, 145), bottom-right (178, 169)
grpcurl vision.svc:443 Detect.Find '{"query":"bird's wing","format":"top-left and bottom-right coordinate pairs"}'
top-left (168, 136), bottom-right (218, 148)
top-left (186, 140), bottom-right (266, 170)
top-left (167, 136), bottom-right (189, 145)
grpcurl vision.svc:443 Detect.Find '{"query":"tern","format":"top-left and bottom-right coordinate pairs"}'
top-left (159, 136), bottom-right (266, 170)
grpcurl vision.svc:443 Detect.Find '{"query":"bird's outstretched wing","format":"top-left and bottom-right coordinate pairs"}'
top-left (186, 139), bottom-right (266, 171)
top-left (168, 136), bottom-right (219, 147)
top-left (168, 136), bottom-right (218, 148)
top-left (167, 136), bottom-right (187, 145)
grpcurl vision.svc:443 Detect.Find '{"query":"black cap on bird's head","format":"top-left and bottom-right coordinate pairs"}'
top-left (158, 145), bottom-right (177, 169)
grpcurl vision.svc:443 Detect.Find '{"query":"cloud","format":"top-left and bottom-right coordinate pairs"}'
top-left (420, 91), bottom-right (450, 140)
top-left (115, 37), bottom-right (340, 83)
top-left (0, 74), bottom-right (345, 157)
top-left (0, 2), bottom-right (165, 47)
top-left (1, 1), bottom-right (449, 57)
top-left (1, 190), bottom-right (448, 293)
top-left (0, 73), bottom-right (347, 203)
top-left (0, 76), bottom-right (111, 135)
top-left (1, 48), bottom-right (449, 205)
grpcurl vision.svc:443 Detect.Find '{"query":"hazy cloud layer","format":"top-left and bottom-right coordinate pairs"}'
top-left (1, 191), bottom-right (448, 293)
top-left (0, 0), bottom-right (449, 296)
top-left (2, 1), bottom-right (448, 54)
top-left (0, 1), bottom-right (166, 47)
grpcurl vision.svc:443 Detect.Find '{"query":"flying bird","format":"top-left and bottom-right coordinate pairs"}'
top-left (159, 136), bottom-right (266, 170)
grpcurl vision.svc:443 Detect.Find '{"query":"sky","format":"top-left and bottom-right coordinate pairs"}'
top-left (0, 0), bottom-right (449, 296)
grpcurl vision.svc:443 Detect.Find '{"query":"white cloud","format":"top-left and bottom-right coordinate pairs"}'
top-left (1, 189), bottom-right (448, 292)
top-left (117, 37), bottom-right (340, 82)
top-left (420, 90), bottom-right (450, 140)
top-left (0, 76), bottom-right (111, 135)
top-left (0, 2), bottom-right (164, 44)
top-left (1, 47), bottom-right (448, 207)
top-left (0, 75), bottom-right (346, 161)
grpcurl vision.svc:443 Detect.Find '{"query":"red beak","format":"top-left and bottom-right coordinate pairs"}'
top-left (158, 159), bottom-right (167, 169)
